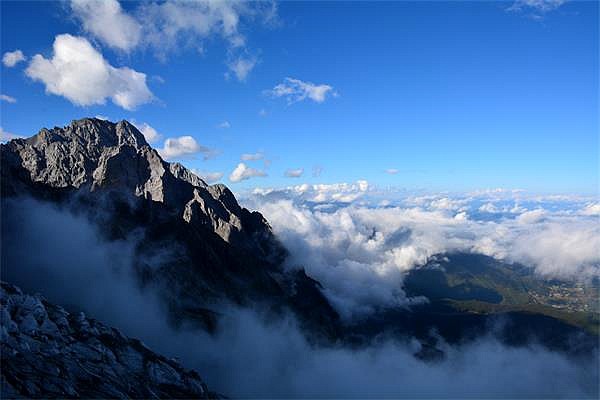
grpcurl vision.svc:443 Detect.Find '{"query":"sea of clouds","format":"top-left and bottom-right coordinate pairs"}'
top-left (2, 191), bottom-right (599, 398)
top-left (241, 182), bottom-right (600, 318)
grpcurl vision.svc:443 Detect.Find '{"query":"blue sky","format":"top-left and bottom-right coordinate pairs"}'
top-left (1, 0), bottom-right (598, 194)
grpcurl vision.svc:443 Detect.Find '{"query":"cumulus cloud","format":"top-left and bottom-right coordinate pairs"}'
top-left (25, 34), bottom-right (153, 110)
top-left (1, 94), bottom-right (17, 103)
top-left (284, 168), bottom-right (304, 178)
top-left (158, 136), bottom-right (216, 160)
top-left (385, 168), bottom-right (399, 175)
top-left (132, 121), bottom-right (162, 144)
top-left (268, 77), bottom-right (336, 104)
top-left (241, 152), bottom-right (264, 161)
top-left (191, 170), bottom-right (224, 184)
top-left (2, 49), bottom-right (25, 67)
top-left (70, 0), bottom-right (141, 52)
top-left (229, 163), bottom-right (267, 183)
top-left (217, 120), bottom-right (231, 129)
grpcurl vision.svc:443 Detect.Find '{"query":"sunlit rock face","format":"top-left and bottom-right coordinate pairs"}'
top-left (0, 281), bottom-right (213, 399)
top-left (1, 118), bottom-right (261, 246)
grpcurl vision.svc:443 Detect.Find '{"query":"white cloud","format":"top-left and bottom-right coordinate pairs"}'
top-left (580, 203), bottom-right (600, 216)
top-left (479, 202), bottom-right (500, 213)
top-left (241, 152), bottom-right (264, 161)
top-left (1, 94), bottom-right (17, 103)
top-left (252, 181), bottom-right (371, 205)
top-left (191, 170), bottom-right (224, 184)
top-left (229, 162), bottom-right (267, 182)
top-left (25, 34), bottom-right (153, 110)
top-left (70, 0), bottom-right (141, 52)
top-left (0, 127), bottom-right (24, 142)
top-left (429, 197), bottom-right (467, 211)
top-left (94, 115), bottom-right (109, 120)
top-left (385, 168), bottom-right (399, 175)
top-left (138, 1), bottom-right (250, 52)
top-left (508, 0), bottom-right (567, 13)
top-left (516, 209), bottom-right (547, 224)
top-left (258, 108), bottom-right (267, 117)
top-left (217, 121), bottom-right (231, 129)
top-left (2, 50), bottom-right (25, 67)
top-left (268, 77), bottom-right (336, 104)
top-left (132, 121), bottom-right (162, 144)
top-left (227, 56), bottom-right (257, 81)
top-left (507, 0), bottom-right (567, 19)
top-left (243, 190), bottom-right (600, 318)
top-left (285, 168), bottom-right (304, 178)
top-left (158, 135), bottom-right (216, 160)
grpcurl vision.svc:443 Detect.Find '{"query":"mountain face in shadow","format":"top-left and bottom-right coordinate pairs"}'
top-left (0, 118), bottom-right (340, 338)
top-left (0, 281), bottom-right (217, 399)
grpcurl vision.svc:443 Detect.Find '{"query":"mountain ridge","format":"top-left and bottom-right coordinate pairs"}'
top-left (1, 117), bottom-right (341, 338)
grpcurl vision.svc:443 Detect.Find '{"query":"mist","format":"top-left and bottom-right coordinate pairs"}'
top-left (1, 197), bottom-right (598, 398)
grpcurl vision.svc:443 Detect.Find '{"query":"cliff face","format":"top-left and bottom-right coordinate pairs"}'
top-left (0, 281), bottom-right (213, 399)
top-left (1, 118), bottom-right (277, 254)
top-left (0, 118), bottom-right (340, 337)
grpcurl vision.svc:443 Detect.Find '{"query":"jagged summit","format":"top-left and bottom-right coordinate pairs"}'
top-left (1, 115), bottom-right (340, 348)
top-left (0, 117), bottom-right (269, 247)
top-left (2, 118), bottom-right (207, 200)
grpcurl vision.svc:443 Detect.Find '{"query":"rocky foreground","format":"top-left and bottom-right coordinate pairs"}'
top-left (0, 282), bottom-right (213, 399)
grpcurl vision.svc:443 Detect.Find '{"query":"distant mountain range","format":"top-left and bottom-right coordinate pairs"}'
top-left (1, 118), bottom-right (598, 397)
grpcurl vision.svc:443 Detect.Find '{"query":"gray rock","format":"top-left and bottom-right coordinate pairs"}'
top-left (0, 281), bottom-right (211, 399)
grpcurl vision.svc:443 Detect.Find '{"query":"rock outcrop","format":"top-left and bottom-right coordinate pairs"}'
top-left (1, 118), bottom-right (273, 251)
top-left (0, 281), bottom-right (213, 399)
top-left (0, 118), bottom-right (340, 338)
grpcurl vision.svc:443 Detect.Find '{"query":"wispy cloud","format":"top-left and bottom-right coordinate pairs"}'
top-left (227, 56), bottom-right (258, 82)
top-left (217, 121), bottom-right (231, 129)
top-left (191, 169), bottom-right (224, 184)
top-left (1, 94), bottom-right (17, 103)
top-left (241, 152), bottom-right (264, 161)
top-left (284, 168), bottom-right (304, 178)
top-left (0, 127), bottom-right (24, 142)
top-left (71, 0), bottom-right (141, 52)
top-left (507, 0), bottom-right (568, 18)
top-left (267, 77), bottom-right (337, 104)
top-left (69, 0), bottom-right (276, 80)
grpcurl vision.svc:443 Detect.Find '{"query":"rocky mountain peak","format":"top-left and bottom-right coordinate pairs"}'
top-left (1, 117), bottom-right (281, 254)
